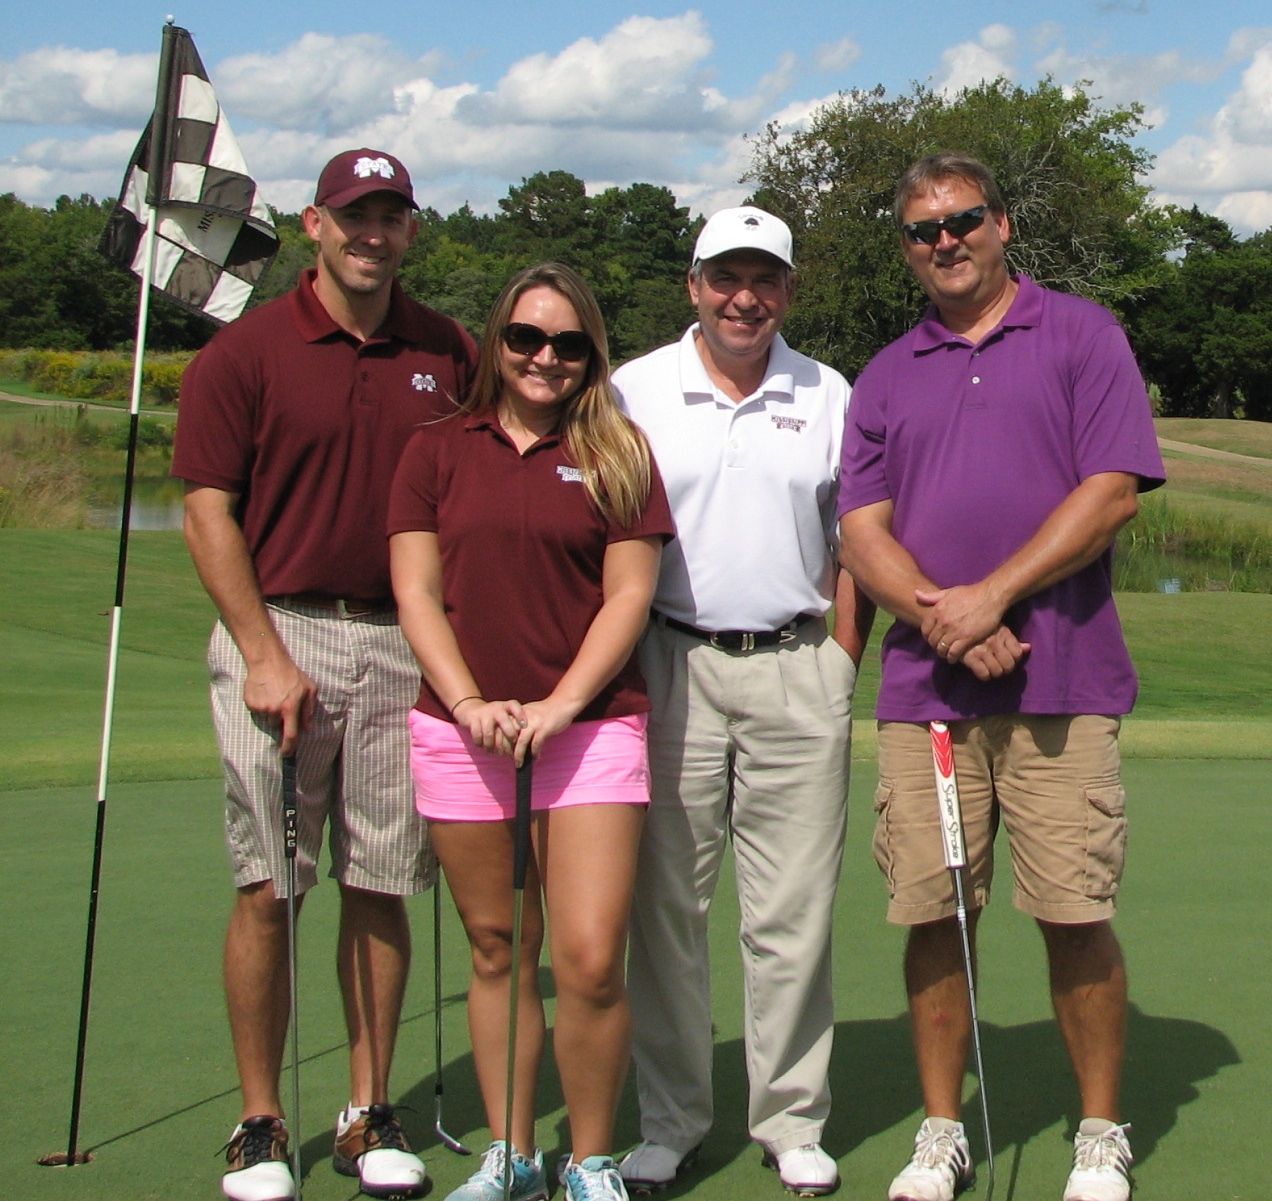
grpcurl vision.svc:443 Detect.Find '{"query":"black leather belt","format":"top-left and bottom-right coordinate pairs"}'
top-left (657, 611), bottom-right (816, 650)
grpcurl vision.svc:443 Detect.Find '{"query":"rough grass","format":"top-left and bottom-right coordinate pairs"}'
top-left (0, 402), bottom-right (175, 529)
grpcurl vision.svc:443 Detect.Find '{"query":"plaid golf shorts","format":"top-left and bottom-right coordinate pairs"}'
top-left (209, 600), bottom-right (432, 898)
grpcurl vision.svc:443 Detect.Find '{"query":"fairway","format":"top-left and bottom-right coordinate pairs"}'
top-left (0, 761), bottom-right (1264, 1201)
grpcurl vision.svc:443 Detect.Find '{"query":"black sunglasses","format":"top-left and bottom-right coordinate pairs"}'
top-left (901, 205), bottom-right (988, 245)
top-left (502, 322), bottom-right (592, 362)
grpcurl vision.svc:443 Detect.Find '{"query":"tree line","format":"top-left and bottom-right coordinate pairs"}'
top-left (1, 78), bottom-right (1269, 419)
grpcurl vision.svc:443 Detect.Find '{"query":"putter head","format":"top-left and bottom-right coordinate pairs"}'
top-left (434, 1116), bottom-right (472, 1155)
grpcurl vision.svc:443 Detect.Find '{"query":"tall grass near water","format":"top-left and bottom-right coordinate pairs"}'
top-left (1116, 489), bottom-right (1272, 592)
top-left (0, 405), bottom-right (173, 529)
top-left (0, 408), bottom-right (90, 527)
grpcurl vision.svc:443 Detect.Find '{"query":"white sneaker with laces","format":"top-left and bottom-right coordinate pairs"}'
top-left (887, 1119), bottom-right (975, 1201)
top-left (763, 1143), bottom-right (840, 1196)
top-left (1064, 1120), bottom-right (1132, 1201)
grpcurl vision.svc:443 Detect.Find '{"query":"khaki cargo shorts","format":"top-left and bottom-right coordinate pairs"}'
top-left (873, 714), bottom-right (1126, 925)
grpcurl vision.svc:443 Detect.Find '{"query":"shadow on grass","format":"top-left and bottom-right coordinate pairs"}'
top-left (822, 1003), bottom-right (1238, 1197)
top-left (78, 989), bottom-right (1237, 1198)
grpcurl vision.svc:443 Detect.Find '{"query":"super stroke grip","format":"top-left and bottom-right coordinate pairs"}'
top-left (930, 721), bottom-right (968, 870)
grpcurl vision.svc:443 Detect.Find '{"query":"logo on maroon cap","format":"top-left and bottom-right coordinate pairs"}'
top-left (314, 148), bottom-right (418, 210)
top-left (354, 156), bottom-right (396, 181)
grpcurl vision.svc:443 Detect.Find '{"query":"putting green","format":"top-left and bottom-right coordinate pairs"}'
top-left (1, 760), bottom-right (1260, 1200)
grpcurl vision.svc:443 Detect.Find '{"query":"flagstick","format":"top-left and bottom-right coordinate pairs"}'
top-left (62, 23), bottom-right (174, 1168)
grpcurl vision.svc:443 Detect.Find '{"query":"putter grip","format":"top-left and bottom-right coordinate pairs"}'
top-left (281, 754), bottom-right (299, 861)
top-left (513, 759), bottom-right (533, 890)
top-left (929, 721), bottom-right (968, 870)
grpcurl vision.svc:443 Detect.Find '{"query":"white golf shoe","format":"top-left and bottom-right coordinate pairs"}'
top-left (887, 1119), bottom-right (975, 1201)
top-left (221, 1116), bottom-right (295, 1201)
top-left (618, 1141), bottom-right (701, 1192)
top-left (763, 1143), bottom-right (840, 1196)
top-left (1063, 1120), bottom-right (1132, 1201)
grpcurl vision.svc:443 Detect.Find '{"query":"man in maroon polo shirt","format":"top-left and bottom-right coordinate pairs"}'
top-left (172, 148), bottom-right (477, 1201)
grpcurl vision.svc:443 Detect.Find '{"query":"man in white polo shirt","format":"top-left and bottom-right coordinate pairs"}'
top-left (612, 206), bottom-right (872, 1196)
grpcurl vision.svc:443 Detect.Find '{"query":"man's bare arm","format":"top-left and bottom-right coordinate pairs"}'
top-left (830, 565), bottom-right (876, 668)
top-left (839, 500), bottom-right (1029, 681)
top-left (182, 483), bottom-right (316, 755)
top-left (916, 471), bottom-right (1140, 661)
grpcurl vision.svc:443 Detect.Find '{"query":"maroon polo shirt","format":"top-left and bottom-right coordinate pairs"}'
top-left (387, 409), bottom-right (674, 722)
top-left (172, 269), bottom-right (478, 600)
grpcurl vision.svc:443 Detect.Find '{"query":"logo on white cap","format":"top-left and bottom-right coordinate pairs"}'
top-left (354, 157), bottom-right (395, 181)
top-left (692, 205), bottom-right (794, 269)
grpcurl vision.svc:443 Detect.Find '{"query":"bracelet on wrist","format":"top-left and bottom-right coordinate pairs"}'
top-left (449, 695), bottom-right (484, 719)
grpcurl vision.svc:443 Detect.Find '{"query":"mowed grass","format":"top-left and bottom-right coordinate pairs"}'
top-left (2, 531), bottom-right (1270, 791)
top-left (1, 761), bottom-right (1264, 1201)
top-left (1156, 416), bottom-right (1272, 460)
top-left (0, 530), bottom-right (218, 789)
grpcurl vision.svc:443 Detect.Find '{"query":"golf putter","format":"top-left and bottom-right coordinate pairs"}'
top-left (503, 757), bottom-right (533, 1201)
top-left (281, 752), bottom-right (304, 1200)
top-left (930, 721), bottom-right (995, 1201)
top-left (433, 881), bottom-right (472, 1154)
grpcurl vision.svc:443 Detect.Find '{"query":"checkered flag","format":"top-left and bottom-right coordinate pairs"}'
top-left (99, 24), bottom-right (277, 325)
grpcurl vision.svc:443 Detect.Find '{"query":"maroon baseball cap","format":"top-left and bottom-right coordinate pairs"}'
top-left (314, 148), bottom-right (418, 210)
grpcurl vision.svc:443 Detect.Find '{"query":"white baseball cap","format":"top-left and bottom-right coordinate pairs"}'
top-left (692, 205), bottom-right (794, 269)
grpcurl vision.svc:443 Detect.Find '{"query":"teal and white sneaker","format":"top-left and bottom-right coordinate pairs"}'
top-left (444, 1141), bottom-right (548, 1201)
top-left (562, 1155), bottom-right (629, 1201)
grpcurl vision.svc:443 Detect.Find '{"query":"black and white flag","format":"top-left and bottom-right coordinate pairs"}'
top-left (99, 25), bottom-right (277, 325)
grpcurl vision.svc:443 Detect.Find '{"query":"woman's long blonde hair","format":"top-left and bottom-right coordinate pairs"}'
top-left (465, 262), bottom-right (653, 529)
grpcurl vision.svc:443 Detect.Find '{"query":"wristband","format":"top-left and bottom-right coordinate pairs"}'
top-left (449, 695), bottom-right (484, 719)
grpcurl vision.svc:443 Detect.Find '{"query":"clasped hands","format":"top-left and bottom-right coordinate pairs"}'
top-left (916, 582), bottom-right (1031, 681)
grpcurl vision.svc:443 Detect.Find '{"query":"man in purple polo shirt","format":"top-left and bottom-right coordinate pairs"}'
top-left (173, 148), bottom-right (477, 1201)
top-left (838, 152), bottom-right (1164, 1201)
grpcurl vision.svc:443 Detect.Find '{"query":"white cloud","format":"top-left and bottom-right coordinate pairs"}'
top-left (815, 37), bottom-right (862, 75)
top-left (0, 46), bottom-right (155, 126)
top-left (215, 33), bottom-right (446, 134)
top-left (933, 24), bottom-right (1018, 95)
top-left (457, 14), bottom-right (742, 132)
top-left (1036, 42), bottom-right (1222, 130)
top-left (1223, 41), bottom-right (1272, 143)
top-left (1150, 38), bottom-right (1272, 233)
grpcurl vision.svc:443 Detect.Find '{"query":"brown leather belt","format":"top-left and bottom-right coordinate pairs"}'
top-left (266, 593), bottom-right (396, 617)
top-left (657, 611), bottom-right (816, 651)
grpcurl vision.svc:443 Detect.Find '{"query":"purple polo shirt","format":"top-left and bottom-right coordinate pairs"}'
top-left (838, 275), bottom-right (1165, 722)
top-left (387, 409), bottom-right (675, 722)
top-left (173, 269), bottom-right (478, 600)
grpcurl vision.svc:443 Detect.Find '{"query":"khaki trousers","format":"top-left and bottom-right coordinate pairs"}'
top-left (628, 617), bottom-right (855, 1154)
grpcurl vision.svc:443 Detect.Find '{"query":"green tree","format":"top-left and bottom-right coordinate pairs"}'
top-left (1125, 211), bottom-right (1272, 419)
top-left (745, 78), bottom-right (1178, 380)
top-left (0, 191), bottom-right (213, 351)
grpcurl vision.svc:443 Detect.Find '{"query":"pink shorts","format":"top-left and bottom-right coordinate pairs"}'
top-left (408, 710), bottom-right (651, 821)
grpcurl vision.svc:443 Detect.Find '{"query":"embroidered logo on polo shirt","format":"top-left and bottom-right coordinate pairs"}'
top-left (354, 156), bottom-right (395, 180)
top-left (557, 466), bottom-right (584, 483)
top-left (771, 415), bottom-right (807, 433)
top-left (411, 373), bottom-right (437, 392)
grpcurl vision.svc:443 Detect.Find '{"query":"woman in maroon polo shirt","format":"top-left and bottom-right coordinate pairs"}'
top-left (388, 262), bottom-right (673, 1201)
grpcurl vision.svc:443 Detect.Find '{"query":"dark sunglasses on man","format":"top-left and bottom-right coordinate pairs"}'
top-left (502, 322), bottom-right (593, 362)
top-left (901, 205), bottom-right (988, 246)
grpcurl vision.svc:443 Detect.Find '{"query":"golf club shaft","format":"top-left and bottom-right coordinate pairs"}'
top-left (929, 722), bottom-right (995, 1196)
top-left (434, 879), bottom-right (471, 1153)
top-left (503, 757), bottom-right (533, 1201)
top-left (281, 753), bottom-right (303, 1199)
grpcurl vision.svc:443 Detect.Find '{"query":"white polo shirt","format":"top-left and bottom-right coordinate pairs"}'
top-left (613, 325), bottom-right (850, 631)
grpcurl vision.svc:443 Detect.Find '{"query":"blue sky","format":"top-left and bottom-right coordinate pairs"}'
top-left (4, 2), bottom-right (1272, 230)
